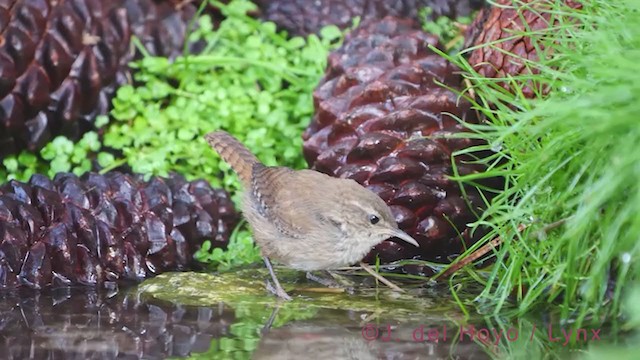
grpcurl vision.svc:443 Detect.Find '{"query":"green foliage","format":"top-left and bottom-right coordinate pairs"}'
top-left (1, 152), bottom-right (46, 182)
top-left (0, 139), bottom-right (135, 186)
top-left (0, 126), bottom-right (113, 181)
top-left (41, 132), bottom-right (98, 175)
top-left (440, 0), bottom-right (640, 326)
top-left (420, 7), bottom-right (474, 52)
top-left (104, 0), bottom-right (339, 193)
top-left (195, 221), bottom-right (262, 271)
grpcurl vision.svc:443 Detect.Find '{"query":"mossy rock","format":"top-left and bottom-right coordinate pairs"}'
top-left (137, 269), bottom-right (467, 324)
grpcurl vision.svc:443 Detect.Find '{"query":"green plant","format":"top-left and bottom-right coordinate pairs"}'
top-left (1, 152), bottom-right (46, 183)
top-left (438, 0), bottom-right (640, 328)
top-left (420, 7), bottom-right (474, 52)
top-left (0, 119), bottom-right (111, 181)
top-left (102, 0), bottom-right (341, 190)
top-left (195, 220), bottom-right (263, 272)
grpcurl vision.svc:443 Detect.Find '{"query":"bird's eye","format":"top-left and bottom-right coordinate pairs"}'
top-left (369, 214), bottom-right (380, 225)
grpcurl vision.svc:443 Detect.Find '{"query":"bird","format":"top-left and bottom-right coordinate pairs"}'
top-left (205, 130), bottom-right (419, 300)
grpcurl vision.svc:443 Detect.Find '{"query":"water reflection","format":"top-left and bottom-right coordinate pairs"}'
top-left (0, 270), bottom-right (628, 359)
top-left (253, 320), bottom-right (490, 360)
top-left (0, 285), bottom-right (492, 359)
top-left (0, 287), bottom-right (235, 359)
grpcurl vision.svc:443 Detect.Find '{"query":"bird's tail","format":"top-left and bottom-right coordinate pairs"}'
top-left (205, 131), bottom-right (260, 186)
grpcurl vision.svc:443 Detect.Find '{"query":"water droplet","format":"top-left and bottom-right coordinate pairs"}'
top-left (621, 252), bottom-right (631, 264)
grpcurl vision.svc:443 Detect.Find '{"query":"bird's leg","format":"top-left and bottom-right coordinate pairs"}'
top-left (263, 257), bottom-right (292, 301)
top-left (261, 306), bottom-right (281, 334)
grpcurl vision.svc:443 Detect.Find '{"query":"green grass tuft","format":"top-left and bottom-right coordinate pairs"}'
top-left (438, 0), bottom-right (640, 328)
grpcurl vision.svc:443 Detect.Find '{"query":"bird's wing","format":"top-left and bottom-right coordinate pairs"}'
top-left (250, 165), bottom-right (328, 238)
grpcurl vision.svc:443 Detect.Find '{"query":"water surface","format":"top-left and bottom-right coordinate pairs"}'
top-left (0, 269), bottom-right (631, 359)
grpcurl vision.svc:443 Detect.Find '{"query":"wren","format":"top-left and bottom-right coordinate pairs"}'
top-left (205, 131), bottom-right (419, 300)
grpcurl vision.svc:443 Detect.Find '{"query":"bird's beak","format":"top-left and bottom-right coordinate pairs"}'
top-left (388, 228), bottom-right (420, 247)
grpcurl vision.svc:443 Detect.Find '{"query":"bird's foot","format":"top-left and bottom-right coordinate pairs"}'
top-left (265, 279), bottom-right (292, 301)
top-left (305, 271), bottom-right (339, 287)
top-left (306, 271), bottom-right (355, 294)
top-left (263, 256), bottom-right (293, 301)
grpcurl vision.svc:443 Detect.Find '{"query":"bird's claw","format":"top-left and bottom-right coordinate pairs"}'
top-left (265, 279), bottom-right (292, 301)
top-left (305, 271), bottom-right (355, 294)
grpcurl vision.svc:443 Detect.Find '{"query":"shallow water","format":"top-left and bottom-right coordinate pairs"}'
top-left (0, 269), bottom-right (633, 359)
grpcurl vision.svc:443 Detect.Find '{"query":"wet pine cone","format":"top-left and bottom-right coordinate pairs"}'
top-left (0, 172), bottom-right (239, 289)
top-left (303, 17), bottom-right (499, 267)
top-left (464, 0), bottom-right (582, 98)
top-left (256, 0), bottom-right (485, 37)
top-left (0, 0), bottom-right (203, 158)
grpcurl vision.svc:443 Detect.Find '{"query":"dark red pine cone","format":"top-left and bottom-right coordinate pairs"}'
top-left (0, 171), bottom-right (239, 289)
top-left (256, 0), bottom-right (485, 37)
top-left (0, 0), bottom-right (204, 158)
top-left (303, 17), bottom-right (499, 270)
top-left (464, 0), bottom-right (583, 98)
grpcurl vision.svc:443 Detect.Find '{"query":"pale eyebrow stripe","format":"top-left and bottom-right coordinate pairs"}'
top-left (348, 200), bottom-right (373, 214)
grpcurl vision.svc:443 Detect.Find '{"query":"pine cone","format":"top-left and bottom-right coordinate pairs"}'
top-left (0, 288), bottom-right (236, 359)
top-left (464, 0), bottom-right (582, 98)
top-left (303, 17), bottom-right (497, 267)
top-left (0, 0), bottom-right (202, 158)
top-left (257, 0), bottom-right (485, 37)
top-left (0, 172), bottom-right (239, 289)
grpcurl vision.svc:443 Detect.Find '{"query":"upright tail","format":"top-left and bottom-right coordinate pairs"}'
top-left (205, 131), bottom-right (261, 186)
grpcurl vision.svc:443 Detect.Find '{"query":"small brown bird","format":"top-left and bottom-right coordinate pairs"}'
top-left (205, 130), bottom-right (419, 300)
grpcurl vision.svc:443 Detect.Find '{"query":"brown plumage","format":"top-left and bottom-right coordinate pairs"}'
top-left (205, 130), bottom-right (419, 300)
top-left (205, 131), bottom-right (261, 187)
